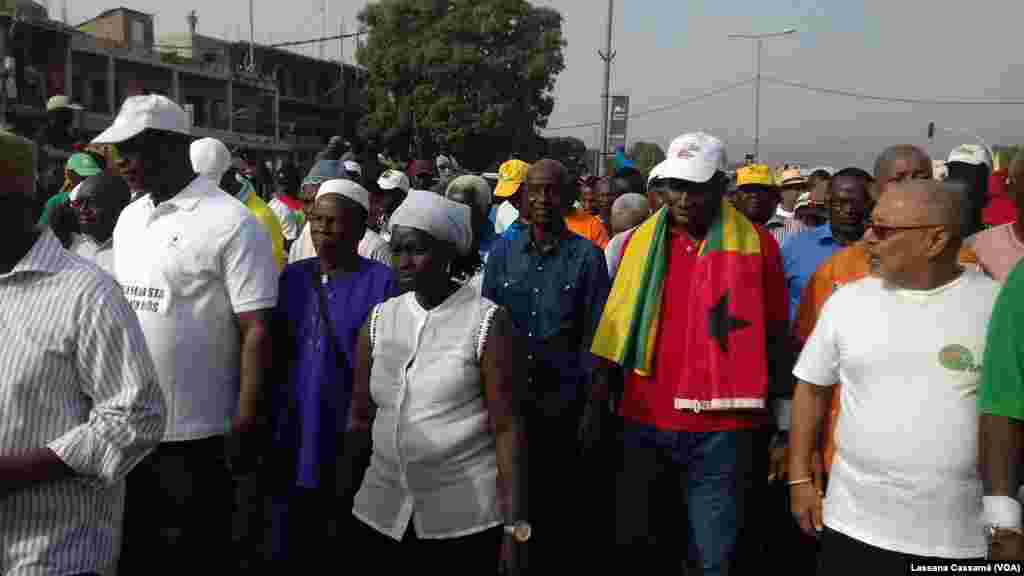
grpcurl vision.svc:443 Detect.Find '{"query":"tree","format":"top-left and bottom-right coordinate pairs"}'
top-left (545, 136), bottom-right (587, 173)
top-left (357, 0), bottom-right (566, 169)
top-left (628, 141), bottom-right (666, 178)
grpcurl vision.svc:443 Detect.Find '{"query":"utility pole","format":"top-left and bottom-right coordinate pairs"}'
top-left (727, 28), bottom-right (796, 161)
top-left (0, 15), bottom-right (9, 131)
top-left (248, 0), bottom-right (255, 72)
top-left (597, 0), bottom-right (615, 178)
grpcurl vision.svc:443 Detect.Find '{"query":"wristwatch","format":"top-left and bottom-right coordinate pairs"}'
top-left (504, 521), bottom-right (532, 543)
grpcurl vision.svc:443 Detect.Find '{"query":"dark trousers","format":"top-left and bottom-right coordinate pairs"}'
top-left (615, 422), bottom-right (764, 576)
top-left (522, 409), bottom-right (588, 573)
top-left (268, 430), bottom-right (372, 567)
top-left (119, 437), bottom-right (235, 574)
top-left (354, 518), bottom-right (503, 574)
top-left (818, 527), bottom-right (984, 575)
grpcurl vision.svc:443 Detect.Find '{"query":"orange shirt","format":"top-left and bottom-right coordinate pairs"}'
top-left (794, 243), bottom-right (978, 471)
top-left (565, 209), bottom-right (610, 250)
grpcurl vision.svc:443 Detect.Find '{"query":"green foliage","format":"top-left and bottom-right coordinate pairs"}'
top-left (357, 0), bottom-right (566, 169)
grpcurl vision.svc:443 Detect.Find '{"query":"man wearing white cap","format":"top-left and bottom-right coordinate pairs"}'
top-left (947, 143), bottom-right (992, 238)
top-left (269, 178), bottom-right (396, 566)
top-left (34, 94), bottom-right (83, 153)
top-left (372, 168), bottom-right (411, 241)
top-left (591, 132), bottom-right (789, 575)
top-left (93, 94), bottom-right (279, 573)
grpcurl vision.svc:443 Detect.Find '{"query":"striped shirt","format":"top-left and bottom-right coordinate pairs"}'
top-left (0, 229), bottom-right (166, 575)
top-left (765, 212), bottom-right (807, 248)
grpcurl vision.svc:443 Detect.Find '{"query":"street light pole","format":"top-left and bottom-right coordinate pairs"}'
top-left (728, 28), bottom-right (796, 161)
top-left (598, 0), bottom-right (615, 178)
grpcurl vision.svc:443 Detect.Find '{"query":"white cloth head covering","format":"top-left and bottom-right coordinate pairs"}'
top-left (315, 178), bottom-right (370, 211)
top-left (445, 174), bottom-right (492, 213)
top-left (389, 189), bottom-right (473, 255)
top-left (190, 137), bottom-right (232, 181)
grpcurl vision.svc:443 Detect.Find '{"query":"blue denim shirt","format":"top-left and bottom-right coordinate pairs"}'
top-left (781, 224), bottom-right (842, 325)
top-left (482, 228), bottom-right (610, 415)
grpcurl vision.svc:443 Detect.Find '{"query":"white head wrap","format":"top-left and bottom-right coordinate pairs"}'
top-left (315, 178), bottom-right (370, 211)
top-left (445, 174), bottom-right (492, 214)
top-left (389, 189), bottom-right (473, 255)
top-left (189, 137), bottom-right (232, 181)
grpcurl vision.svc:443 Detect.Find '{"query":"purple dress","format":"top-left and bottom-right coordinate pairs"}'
top-left (272, 257), bottom-right (396, 488)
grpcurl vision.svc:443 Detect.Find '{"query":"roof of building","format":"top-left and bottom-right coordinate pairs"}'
top-left (76, 7), bottom-right (152, 28)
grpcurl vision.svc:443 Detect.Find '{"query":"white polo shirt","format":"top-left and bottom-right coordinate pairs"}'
top-left (113, 176), bottom-right (278, 442)
top-left (794, 271), bottom-right (999, 559)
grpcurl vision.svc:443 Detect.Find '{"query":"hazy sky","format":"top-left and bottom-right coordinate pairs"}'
top-left (66, 0), bottom-right (1024, 168)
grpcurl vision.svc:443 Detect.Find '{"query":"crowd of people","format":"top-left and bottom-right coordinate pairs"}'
top-left (2, 90), bottom-right (1024, 576)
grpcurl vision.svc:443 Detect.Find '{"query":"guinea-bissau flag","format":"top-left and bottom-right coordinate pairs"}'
top-left (592, 200), bottom-right (769, 411)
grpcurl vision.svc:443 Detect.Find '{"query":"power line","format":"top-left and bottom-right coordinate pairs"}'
top-left (268, 29), bottom-right (366, 49)
top-left (543, 78), bottom-right (755, 132)
top-left (762, 77), bottom-right (1024, 106)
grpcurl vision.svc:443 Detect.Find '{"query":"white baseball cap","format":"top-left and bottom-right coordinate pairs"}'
top-left (651, 132), bottom-right (727, 184)
top-left (46, 95), bottom-right (83, 112)
top-left (92, 94), bottom-right (191, 144)
top-left (948, 144), bottom-right (992, 168)
top-left (377, 169), bottom-right (411, 193)
top-left (316, 178), bottom-right (370, 211)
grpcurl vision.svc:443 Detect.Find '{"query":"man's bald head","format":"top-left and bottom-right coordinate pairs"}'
top-left (610, 192), bottom-right (651, 235)
top-left (881, 179), bottom-right (962, 238)
top-left (873, 145), bottom-right (932, 198)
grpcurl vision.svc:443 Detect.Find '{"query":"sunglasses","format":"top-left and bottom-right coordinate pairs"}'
top-left (865, 220), bottom-right (941, 241)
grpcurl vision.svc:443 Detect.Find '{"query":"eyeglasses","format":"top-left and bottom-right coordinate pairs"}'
top-left (865, 220), bottom-right (942, 241)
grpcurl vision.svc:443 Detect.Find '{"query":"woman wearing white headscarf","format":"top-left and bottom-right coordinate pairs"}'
top-left (350, 190), bottom-right (527, 572)
top-left (445, 174), bottom-right (497, 272)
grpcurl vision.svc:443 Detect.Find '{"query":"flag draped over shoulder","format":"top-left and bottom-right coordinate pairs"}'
top-left (592, 200), bottom-right (770, 410)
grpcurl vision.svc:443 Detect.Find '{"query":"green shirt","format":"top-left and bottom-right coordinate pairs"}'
top-left (979, 261), bottom-right (1024, 421)
top-left (38, 191), bottom-right (70, 227)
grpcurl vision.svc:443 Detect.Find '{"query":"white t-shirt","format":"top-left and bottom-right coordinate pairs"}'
top-left (68, 232), bottom-right (114, 276)
top-left (794, 271), bottom-right (999, 559)
top-left (287, 222), bottom-right (392, 267)
top-left (493, 200), bottom-right (519, 235)
top-left (113, 177), bottom-right (278, 442)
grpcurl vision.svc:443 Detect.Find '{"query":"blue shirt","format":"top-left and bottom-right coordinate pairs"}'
top-left (478, 222), bottom-right (498, 262)
top-left (482, 228), bottom-right (610, 415)
top-left (781, 224), bottom-right (842, 324)
top-left (271, 257), bottom-right (396, 488)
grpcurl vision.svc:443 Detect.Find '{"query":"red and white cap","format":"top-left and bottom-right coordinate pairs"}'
top-left (649, 132), bottom-right (727, 184)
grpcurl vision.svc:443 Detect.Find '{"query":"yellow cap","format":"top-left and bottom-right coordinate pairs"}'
top-left (494, 159), bottom-right (530, 198)
top-left (736, 164), bottom-right (774, 187)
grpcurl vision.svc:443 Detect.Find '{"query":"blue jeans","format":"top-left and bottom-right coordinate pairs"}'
top-left (616, 422), bottom-right (759, 575)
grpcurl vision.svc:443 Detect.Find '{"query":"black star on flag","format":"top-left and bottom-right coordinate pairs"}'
top-left (708, 289), bottom-right (751, 354)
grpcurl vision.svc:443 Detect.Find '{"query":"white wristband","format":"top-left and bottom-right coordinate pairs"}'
top-left (983, 495), bottom-right (1022, 529)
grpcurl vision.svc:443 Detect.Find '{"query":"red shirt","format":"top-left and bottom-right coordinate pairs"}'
top-left (619, 227), bottom-right (786, 432)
